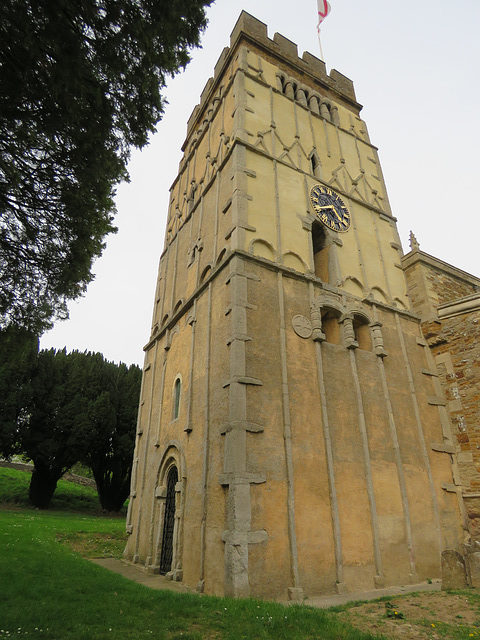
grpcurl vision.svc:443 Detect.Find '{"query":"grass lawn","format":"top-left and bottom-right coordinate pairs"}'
top-left (0, 465), bottom-right (102, 512)
top-left (0, 509), bottom-right (386, 640)
top-left (0, 469), bottom-right (383, 640)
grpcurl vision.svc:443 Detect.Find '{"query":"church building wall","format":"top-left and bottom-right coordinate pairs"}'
top-left (403, 246), bottom-right (480, 549)
top-left (125, 12), bottom-right (466, 600)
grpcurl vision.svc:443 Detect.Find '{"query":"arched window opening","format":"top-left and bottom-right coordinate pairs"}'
top-left (322, 310), bottom-right (341, 345)
top-left (310, 153), bottom-right (321, 178)
top-left (173, 377), bottom-right (181, 420)
top-left (312, 221), bottom-right (329, 282)
top-left (353, 317), bottom-right (372, 351)
top-left (200, 265), bottom-right (211, 284)
top-left (173, 299), bottom-right (183, 315)
top-left (216, 248), bottom-right (227, 265)
top-left (159, 466), bottom-right (178, 575)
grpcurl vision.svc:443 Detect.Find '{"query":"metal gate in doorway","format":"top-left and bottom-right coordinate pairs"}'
top-left (159, 466), bottom-right (178, 574)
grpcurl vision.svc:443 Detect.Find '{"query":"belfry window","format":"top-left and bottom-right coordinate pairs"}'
top-left (322, 310), bottom-right (341, 345)
top-left (353, 317), bottom-right (372, 351)
top-left (173, 377), bottom-right (181, 420)
top-left (312, 221), bottom-right (329, 283)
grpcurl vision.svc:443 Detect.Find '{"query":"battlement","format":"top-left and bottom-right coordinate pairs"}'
top-left (230, 11), bottom-right (356, 101)
top-left (185, 11), bottom-right (359, 141)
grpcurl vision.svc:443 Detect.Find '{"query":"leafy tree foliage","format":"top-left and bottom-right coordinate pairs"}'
top-left (0, 0), bottom-right (212, 332)
top-left (24, 349), bottom-right (97, 508)
top-left (22, 349), bottom-right (141, 510)
top-left (0, 327), bottom-right (38, 459)
top-left (83, 361), bottom-right (142, 512)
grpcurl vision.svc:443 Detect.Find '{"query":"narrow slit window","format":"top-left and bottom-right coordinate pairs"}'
top-left (173, 378), bottom-right (181, 420)
top-left (312, 221), bottom-right (329, 283)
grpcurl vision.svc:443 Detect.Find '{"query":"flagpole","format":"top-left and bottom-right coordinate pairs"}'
top-left (317, 28), bottom-right (325, 61)
top-left (316, 0), bottom-right (331, 62)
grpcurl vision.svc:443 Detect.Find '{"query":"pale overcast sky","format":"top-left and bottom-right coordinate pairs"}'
top-left (41, 0), bottom-right (480, 366)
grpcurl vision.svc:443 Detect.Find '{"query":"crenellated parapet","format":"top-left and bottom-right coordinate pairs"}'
top-left (185, 11), bottom-right (360, 143)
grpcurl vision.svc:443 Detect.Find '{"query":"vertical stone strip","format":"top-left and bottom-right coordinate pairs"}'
top-left (195, 198), bottom-right (205, 290)
top-left (198, 284), bottom-right (213, 592)
top-left (154, 354), bottom-right (167, 445)
top-left (345, 331), bottom-right (384, 587)
top-left (213, 171), bottom-right (221, 261)
top-left (222, 257), bottom-right (260, 598)
top-left (126, 368), bottom-right (147, 535)
top-left (185, 302), bottom-right (197, 434)
top-left (273, 160), bottom-right (282, 262)
top-left (309, 287), bottom-right (346, 593)
top-left (277, 272), bottom-right (303, 600)
top-left (158, 251), bottom-right (169, 325)
top-left (376, 351), bottom-right (418, 581)
top-left (350, 204), bottom-right (369, 290)
top-left (172, 477), bottom-right (185, 581)
top-left (170, 231), bottom-right (180, 314)
top-left (308, 110), bottom-right (322, 179)
top-left (322, 119), bottom-right (331, 157)
top-left (269, 87), bottom-right (282, 262)
top-left (220, 258), bottom-right (267, 597)
top-left (420, 339), bottom-right (470, 536)
top-left (372, 214), bottom-right (393, 300)
top-left (133, 341), bottom-right (158, 563)
top-left (395, 314), bottom-right (443, 557)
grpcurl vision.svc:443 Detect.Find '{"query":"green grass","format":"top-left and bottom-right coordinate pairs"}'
top-left (0, 466), bottom-right (102, 512)
top-left (0, 467), bottom-right (382, 639)
top-left (0, 507), bottom-right (385, 640)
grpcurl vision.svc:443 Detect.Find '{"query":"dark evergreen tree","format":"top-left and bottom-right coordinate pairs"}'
top-left (85, 362), bottom-right (142, 512)
top-left (24, 349), bottom-right (97, 508)
top-left (21, 348), bottom-right (141, 509)
top-left (0, 327), bottom-right (38, 458)
top-left (0, 0), bottom-right (212, 332)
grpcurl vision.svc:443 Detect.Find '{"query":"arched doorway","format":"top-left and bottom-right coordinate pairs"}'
top-left (159, 466), bottom-right (178, 574)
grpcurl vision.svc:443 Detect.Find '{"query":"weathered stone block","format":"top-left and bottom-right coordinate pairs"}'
top-left (441, 550), bottom-right (468, 589)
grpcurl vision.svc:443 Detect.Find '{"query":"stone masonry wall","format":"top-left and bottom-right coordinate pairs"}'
top-left (427, 267), bottom-right (477, 307)
top-left (403, 249), bottom-right (480, 545)
top-left (423, 313), bottom-right (480, 491)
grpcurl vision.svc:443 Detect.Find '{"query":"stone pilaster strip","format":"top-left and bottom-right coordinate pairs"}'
top-left (376, 355), bottom-right (417, 580)
top-left (349, 202), bottom-right (369, 291)
top-left (277, 272), bottom-right (303, 598)
top-left (133, 342), bottom-right (159, 563)
top-left (348, 348), bottom-right (384, 586)
top-left (309, 289), bottom-right (345, 591)
top-left (154, 355), bottom-right (167, 445)
top-left (372, 212), bottom-right (393, 301)
top-left (395, 314), bottom-right (443, 558)
top-left (421, 345), bottom-right (470, 535)
top-left (184, 304), bottom-right (197, 434)
top-left (198, 283), bottom-right (213, 592)
top-left (273, 159), bottom-right (283, 262)
top-left (222, 256), bottom-right (265, 598)
top-left (169, 228), bottom-right (180, 315)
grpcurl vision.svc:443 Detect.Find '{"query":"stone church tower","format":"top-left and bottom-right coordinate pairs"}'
top-left (124, 12), bottom-right (465, 600)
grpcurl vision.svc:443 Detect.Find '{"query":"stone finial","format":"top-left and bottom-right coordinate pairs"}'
top-left (409, 231), bottom-right (420, 251)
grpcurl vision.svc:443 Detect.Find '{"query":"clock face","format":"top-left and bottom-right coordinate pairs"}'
top-left (310, 185), bottom-right (351, 232)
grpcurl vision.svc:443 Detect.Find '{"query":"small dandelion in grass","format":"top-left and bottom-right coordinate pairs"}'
top-left (431, 623), bottom-right (435, 628)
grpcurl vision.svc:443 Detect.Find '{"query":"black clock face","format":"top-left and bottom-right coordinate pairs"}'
top-left (310, 185), bottom-right (351, 232)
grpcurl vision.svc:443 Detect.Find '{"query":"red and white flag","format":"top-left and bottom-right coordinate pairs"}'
top-left (317, 0), bottom-right (331, 30)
